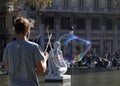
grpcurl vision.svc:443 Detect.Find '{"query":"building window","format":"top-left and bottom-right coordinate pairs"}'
top-left (105, 18), bottom-right (113, 30)
top-left (0, 17), bottom-right (5, 30)
top-left (0, 0), bottom-right (5, 5)
top-left (61, 17), bottom-right (70, 29)
top-left (104, 40), bottom-right (113, 52)
top-left (0, 0), bottom-right (5, 11)
top-left (94, 0), bottom-right (99, 9)
top-left (91, 40), bottom-right (100, 55)
top-left (76, 18), bottom-right (85, 29)
top-left (78, 0), bottom-right (84, 9)
top-left (63, 0), bottom-right (69, 9)
top-left (44, 17), bottom-right (54, 29)
top-left (107, 0), bottom-right (112, 9)
top-left (91, 18), bottom-right (100, 30)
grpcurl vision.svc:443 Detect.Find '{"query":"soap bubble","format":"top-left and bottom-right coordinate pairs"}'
top-left (58, 34), bottom-right (91, 64)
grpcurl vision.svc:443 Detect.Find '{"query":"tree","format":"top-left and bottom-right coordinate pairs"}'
top-left (8, 0), bottom-right (53, 9)
top-left (6, 0), bottom-right (53, 17)
top-left (116, 0), bottom-right (120, 8)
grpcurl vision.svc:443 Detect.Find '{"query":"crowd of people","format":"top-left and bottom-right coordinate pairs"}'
top-left (78, 51), bottom-right (120, 70)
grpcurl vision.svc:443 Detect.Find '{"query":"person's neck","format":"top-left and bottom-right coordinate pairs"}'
top-left (16, 34), bottom-right (28, 41)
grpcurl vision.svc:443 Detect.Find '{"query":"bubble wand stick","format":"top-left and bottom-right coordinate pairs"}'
top-left (46, 27), bottom-right (62, 69)
top-left (44, 34), bottom-right (52, 52)
top-left (44, 26), bottom-right (53, 52)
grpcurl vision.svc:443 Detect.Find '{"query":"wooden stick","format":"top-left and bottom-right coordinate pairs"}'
top-left (44, 34), bottom-right (52, 52)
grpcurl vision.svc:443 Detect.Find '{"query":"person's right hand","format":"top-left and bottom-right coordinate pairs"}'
top-left (44, 52), bottom-right (49, 60)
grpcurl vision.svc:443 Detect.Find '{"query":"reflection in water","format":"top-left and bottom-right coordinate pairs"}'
top-left (44, 81), bottom-right (71, 86)
top-left (0, 75), bottom-right (71, 86)
top-left (1, 69), bottom-right (120, 86)
top-left (0, 75), bottom-right (9, 86)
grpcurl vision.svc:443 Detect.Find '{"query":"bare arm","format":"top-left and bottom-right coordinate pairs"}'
top-left (36, 52), bottom-right (48, 75)
top-left (36, 59), bottom-right (47, 75)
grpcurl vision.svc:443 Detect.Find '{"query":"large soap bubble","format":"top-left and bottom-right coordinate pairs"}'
top-left (58, 34), bottom-right (91, 64)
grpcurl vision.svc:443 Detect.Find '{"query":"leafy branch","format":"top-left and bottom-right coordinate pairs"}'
top-left (7, 0), bottom-right (53, 9)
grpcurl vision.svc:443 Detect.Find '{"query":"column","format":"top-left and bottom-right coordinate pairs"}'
top-left (55, 14), bottom-right (60, 40)
top-left (100, 16), bottom-right (106, 56)
top-left (39, 14), bottom-right (45, 50)
top-left (101, 0), bottom-right (106, 8)
top-left (86, 0), bottom-right (92, 8)
top-left (86, 15), bottom-right (91, 41)
top-left (113, 18), bottom-right (118, 51)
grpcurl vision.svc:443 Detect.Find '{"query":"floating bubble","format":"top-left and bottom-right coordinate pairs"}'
top-left (58, 34), bottom-right (92, 64)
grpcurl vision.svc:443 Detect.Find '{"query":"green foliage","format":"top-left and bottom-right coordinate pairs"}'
top-left (8, 0), bottom-right (53, 8)
top-left (116, 0), bottom-right (120, 8)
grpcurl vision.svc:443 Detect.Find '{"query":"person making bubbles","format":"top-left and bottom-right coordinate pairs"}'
top-left (3, 17), bottom-right (48, 86)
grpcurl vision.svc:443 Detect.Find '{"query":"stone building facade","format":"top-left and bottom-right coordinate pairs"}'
top-left (40, 0), bottom-right (120, 56)
top-left (0, 0), bottom-right (120, 61)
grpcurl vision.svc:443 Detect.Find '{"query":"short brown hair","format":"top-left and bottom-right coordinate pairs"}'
top-left (14, 17), bottom-right (31, 35)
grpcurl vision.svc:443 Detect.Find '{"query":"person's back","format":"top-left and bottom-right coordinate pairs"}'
top-left (6, 40), bottom-right (42, 85)
top-left (3, 17), bottom-right (48, 86)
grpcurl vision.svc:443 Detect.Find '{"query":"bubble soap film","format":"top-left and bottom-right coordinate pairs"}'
top-left (58, 34), bottom-right (92, 64)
